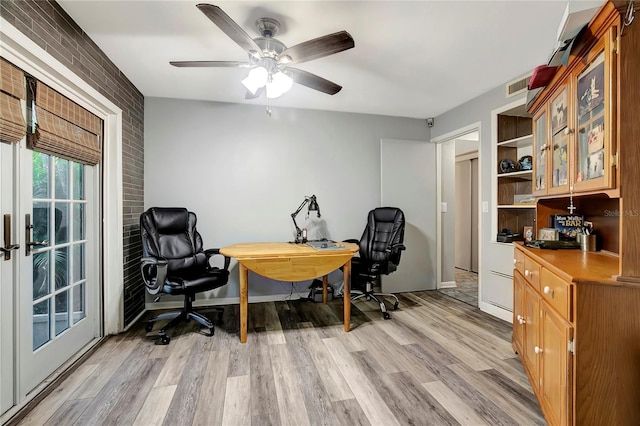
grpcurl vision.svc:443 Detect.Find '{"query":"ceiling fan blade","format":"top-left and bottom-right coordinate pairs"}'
top-left (284, 68), bottom-right (342, 95)
top-left (278, 31), bottom-right (354, 65)
top-left (170, 61), bottom-right (253, 68)
top-left (245, 87), bottom-right (265, 100)
top-left (196, 4), bottom-right (264, 57)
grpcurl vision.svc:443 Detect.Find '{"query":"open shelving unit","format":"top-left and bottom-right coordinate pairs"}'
top-left (495, 105), bottom-right (534, 239)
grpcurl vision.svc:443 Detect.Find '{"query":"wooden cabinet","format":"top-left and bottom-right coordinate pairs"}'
top-left (527, 0), bottom-right (640, 280)
top-left (512, 243), bottom-right (640, 426)
top-left (530, 24), bottom-right (616, 196)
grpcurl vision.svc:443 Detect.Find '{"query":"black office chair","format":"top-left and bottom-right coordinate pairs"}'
top-left (140, 207), bottom-right (230, 344)
top-left (345, 207), bottom-right (406, 319)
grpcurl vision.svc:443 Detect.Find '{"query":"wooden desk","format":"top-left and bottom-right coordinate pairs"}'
top-left (220, 242), bottom-right (359, 343)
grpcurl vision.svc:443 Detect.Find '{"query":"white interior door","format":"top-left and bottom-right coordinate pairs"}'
top-left (17, 149), bottom-right (99, 396)
top-left (380, 139), bottom-right (437, 292)
top-left (1, 140), bottom-right (18, 415)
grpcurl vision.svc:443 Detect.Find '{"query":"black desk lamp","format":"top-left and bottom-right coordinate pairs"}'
top-left (291, 195), bottom-right (321, 243)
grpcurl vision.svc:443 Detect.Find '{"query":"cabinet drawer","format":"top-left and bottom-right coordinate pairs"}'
top-left (523, 256), bottom-right (541, 291)
top-left (540, 268), bottom-right (571, 321)
top-left (514, 249), bottom-right (525, 276)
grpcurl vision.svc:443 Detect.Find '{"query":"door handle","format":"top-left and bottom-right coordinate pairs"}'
top-left (2, 214), bottom-right (21, 261)
top-left (25, 213), bottom-right (49, 256)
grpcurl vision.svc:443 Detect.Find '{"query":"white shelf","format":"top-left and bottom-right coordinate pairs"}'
top-left (497, 170), bottom-right (533, 179)
top-left (497, 134), bottom-right (533, 148)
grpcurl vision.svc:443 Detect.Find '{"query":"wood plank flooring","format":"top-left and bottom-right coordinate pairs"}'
top-left (16, 291), bottom-right (545, 426)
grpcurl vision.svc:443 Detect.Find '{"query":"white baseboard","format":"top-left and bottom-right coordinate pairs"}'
top-left (145, 292), bottom-right (309, 311)
top-left (479, 301), bottom-right (512, 323)
top-left (439, 281), bottom-right (457, 289)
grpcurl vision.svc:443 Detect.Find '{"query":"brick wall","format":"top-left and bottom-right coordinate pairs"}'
top-left (1, 0), bottom-right (146, 327)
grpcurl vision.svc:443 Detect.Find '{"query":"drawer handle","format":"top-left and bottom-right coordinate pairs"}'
top-left (525, 269), bottom-right (531, 277)
top-left (534, 346), bottom-right (543, 354)
top-left (518, 316), bottom-right (525, 325)
top-left (543, 285), bottom-right (554, 296)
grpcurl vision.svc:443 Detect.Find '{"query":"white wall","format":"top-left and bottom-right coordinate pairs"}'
top-left (144, 97), bottom-right (429, 304)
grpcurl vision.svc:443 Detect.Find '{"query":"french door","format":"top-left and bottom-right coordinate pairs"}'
top-left (0, 138), bottom-right (100, 414)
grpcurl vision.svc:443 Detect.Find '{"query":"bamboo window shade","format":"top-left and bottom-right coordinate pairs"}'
top-left (30, 80), bottom-right (102, 165)
top-left (0, 58), bottom-right (27, 144)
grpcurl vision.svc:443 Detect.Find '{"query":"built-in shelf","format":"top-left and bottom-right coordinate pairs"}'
top-left (497, 204), bottom-right (536, 209)
top-left (497, 134), bottom-right (533, 148)
top-left (498, 170), bottom-right (533, 180)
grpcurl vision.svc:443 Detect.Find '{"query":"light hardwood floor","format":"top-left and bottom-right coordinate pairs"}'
top-left (15, 291), bottom-right (544, 426)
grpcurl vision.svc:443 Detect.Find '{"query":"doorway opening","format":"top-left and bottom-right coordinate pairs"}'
top-left (434, 124), bottom-right (481, 307)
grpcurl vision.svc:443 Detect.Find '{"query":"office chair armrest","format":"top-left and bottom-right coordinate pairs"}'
top-left (140, 257), bottom-right (168, 295)
top-left (387, 243), bottom-right (406, 252)
top-left (343, 238), bottom-right (359, 244)
top-left (204, 248), bottom-right (231, 271)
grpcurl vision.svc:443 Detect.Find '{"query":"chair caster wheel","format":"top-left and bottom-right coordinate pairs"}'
top-left (393, 302), bottom-right (399, 311)
top-left (156, 335), bottom-right (170, 345)
top-left (145, 323), bottom-right (153, 332)
top-left (383, 312), bottom-right (391, 320)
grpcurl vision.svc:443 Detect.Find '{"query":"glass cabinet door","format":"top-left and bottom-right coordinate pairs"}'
top-left (574, 48), bottom-right (612, 191)
top-left (549, 87), bottom-right (570, 194)
top-left (533, 109), bottom-right (548, 196)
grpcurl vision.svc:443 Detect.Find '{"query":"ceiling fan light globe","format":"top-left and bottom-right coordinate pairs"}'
top-left (274, 71), bottom-right (293, 91)
top-left (241, 66), bottom-right (268, 94)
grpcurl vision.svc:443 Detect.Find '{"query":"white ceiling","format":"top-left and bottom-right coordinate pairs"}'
top-left (57, 1), bottom-right (584, 119)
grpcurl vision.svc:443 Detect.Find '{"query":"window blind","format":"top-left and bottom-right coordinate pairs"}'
top-left (0, 58), bottom-right (26, 144)
top-left (29, 80), bottom-right (102, 165)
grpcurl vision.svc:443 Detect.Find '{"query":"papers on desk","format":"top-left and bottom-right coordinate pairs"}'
top-left (306, 240), bottom-right (346, 251)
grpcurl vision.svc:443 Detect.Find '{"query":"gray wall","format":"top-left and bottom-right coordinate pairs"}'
top-left (1, 0), bottom-right (146, 326)
top-left (433, 84), bottom-right (524, 306)
top-left (144, 97), bottom-right (429, 302)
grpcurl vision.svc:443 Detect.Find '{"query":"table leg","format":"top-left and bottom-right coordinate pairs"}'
top-left (343, 259), bottom-right (351, 332)
top-left (239, 263), bottom-right (248, 343)
top-left (322, 275), bottom-right (328, 304)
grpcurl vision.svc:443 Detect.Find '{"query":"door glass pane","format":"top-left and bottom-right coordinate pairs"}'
top-left (73, 284), bottom-right (85, 324)
top-left (33, 300), bottom-right (50, 350)
top-left (33, 151), bottom-right (50, 199)
top-left (73, 244), bottom-right (85, 282)
top-left (55, 158), bottom-right (69, 199)
top-left (534, 113), bottom-right (546, 191)
top-left (33, 251), bottom-right (50, 300)
top-left (33, 202), bottom-right (49, 244)
top-left (55, 291), bottom-right (69, 335)
top-left (73, 163), bottom-right (84, 200)
top-left (73, 204), bottom-right (85, 240)
top-left (576, 51), bottom-right (605, 183)
top-left (54, 246), bottom-right (69, 291)
top-left (551, 132), bottom-right (568, 188)
top-left (54, 203), bottom-right (69, 244)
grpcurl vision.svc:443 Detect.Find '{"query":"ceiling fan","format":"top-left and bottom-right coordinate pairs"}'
top-left (170, 4), bottom-right (355, 100)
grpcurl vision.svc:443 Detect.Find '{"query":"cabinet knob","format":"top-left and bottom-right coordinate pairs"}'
top-left (543, 285), bottom-right (554, 296)
top-left (513, 258), bottom-right (517, 265)
top-left (540, 144), bottom-right (547, 152)
top-left (525, 269), bottom-right (531, 277)
top-left (519, 317), bottom-right (525, 325)
top-left (534, 346), bottom-right (543, 354)
top-left (564, 128), bottom-right (574, 135)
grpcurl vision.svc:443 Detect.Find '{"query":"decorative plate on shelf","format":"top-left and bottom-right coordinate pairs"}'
top-left (518, 155), bottom-right (533, 170)
top-left (499, 158), bottom-right (517, 173)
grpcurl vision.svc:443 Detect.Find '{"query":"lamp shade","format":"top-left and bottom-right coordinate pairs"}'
top-left (241, 67), bottom-right (268, 94)
top-left (266, 71), bottom-right (293, 99)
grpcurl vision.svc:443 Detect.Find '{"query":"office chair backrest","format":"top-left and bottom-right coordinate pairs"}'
top-left (140, 207), bottom-right (208, 275)
top-left (359, 207), bottom-right (405, 273)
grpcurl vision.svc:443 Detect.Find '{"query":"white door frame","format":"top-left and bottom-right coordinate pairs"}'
top-left (431, 122), bottom-right (482, 294)
top-left (0, 17), bottom-right (124, 420)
